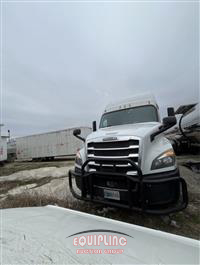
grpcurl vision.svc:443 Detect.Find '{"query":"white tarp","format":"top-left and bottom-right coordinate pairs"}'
top-left (1, 205), bottom-right (199, 264)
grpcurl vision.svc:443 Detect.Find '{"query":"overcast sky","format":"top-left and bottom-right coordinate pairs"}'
top-left (1, 1), bottom-right (199, 137)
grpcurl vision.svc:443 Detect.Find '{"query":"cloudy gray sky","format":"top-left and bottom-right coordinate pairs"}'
top-left (1, 1), bottom-right (199, 137)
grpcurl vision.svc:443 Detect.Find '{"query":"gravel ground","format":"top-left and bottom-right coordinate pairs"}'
top-left (0, 156), bottom-right (199, 240)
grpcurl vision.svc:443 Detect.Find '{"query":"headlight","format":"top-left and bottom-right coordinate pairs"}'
top-left (151, 149), bottom-right (175, 170)
top-left (75, 151), bottom-right (83, 168)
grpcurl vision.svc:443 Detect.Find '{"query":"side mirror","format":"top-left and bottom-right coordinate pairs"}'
top-left (167, 107), bottom-right (175, 117)
top-left (92, 121), bottom-right (97, 132)
top-left (162, 116), bottom-right (177, 127)
top-left (73, 128), bottom-right (85, 142)
top-left (151, 116), bottom-right (177, 142)
top-left (73, 129), bottom-right (81, 136)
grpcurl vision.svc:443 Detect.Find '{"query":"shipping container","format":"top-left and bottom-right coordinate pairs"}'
top-left (16, 127), bottom-right (91, 161)
top-left (0, 136), bottom-right (7, 163)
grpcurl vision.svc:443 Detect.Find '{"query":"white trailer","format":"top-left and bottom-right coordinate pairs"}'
top-left (0, 136), bottom-right (7, 164)
top-left (7, 139), bottom-right (17, 161)
top-left (16, 127), bottom-right (91, 161)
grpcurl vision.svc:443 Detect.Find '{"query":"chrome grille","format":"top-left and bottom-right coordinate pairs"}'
top-left (87, 138), bottom-right (140, 175)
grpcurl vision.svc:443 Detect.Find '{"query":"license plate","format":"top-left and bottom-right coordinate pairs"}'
top-left (104, 189), bottom-right (120, 200)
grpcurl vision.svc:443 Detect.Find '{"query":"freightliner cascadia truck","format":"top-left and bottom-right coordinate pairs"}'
top-left (69, 94), bottom-right (188, 214)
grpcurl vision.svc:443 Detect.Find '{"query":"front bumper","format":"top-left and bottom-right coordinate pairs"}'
top-left (69, 158), bottom-right (188, 215)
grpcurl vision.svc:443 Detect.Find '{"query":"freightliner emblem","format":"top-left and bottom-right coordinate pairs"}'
top-left (103, 137), bottom-right (118, 141)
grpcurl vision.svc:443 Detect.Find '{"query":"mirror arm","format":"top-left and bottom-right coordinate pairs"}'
top-left (74, 135), bottom-right (85, 142)
top-left (179, 114), bottom-right (188, 139)
top-left (150, 124), bottom-right (172, 142)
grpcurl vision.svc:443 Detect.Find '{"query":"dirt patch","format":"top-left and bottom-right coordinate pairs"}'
top-left (0, 160), bottom-right (74, 177)
top-left (0, 191), bottom-right (90, 211)
top-left (0, 177), bottom-right (55, 195)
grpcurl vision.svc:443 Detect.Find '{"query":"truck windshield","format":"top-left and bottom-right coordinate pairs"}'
top-left (100, 105), bottom-right (158, 128)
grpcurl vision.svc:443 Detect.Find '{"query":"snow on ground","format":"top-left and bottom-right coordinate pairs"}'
top-left (0, 166), bottom-right (77, 202)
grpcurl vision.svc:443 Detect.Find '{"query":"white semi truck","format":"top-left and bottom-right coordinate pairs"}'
top-left (69, 94), bottom-right (188, 215)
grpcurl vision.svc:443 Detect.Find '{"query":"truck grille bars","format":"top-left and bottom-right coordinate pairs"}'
top-left (87, 139), bottom-right (140, 175)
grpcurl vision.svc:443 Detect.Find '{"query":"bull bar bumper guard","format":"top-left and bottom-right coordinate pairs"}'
top-left (69, 158), bottom-right (188, 215)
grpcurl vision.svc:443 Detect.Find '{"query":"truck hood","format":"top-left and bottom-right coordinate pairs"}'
top-left (86, 122), bottom-right (161, 142)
